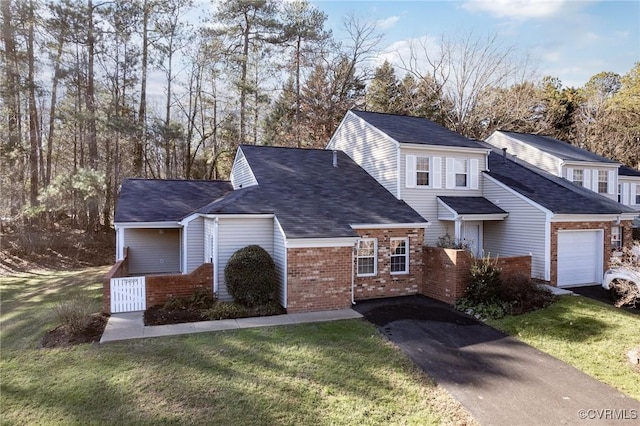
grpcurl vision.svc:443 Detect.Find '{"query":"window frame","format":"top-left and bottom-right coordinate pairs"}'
top-left (611, 226), bottom-right (622, 251)
top-left (573, 169), bottom-right (584, 187)
top-left (416, 156), bottom-right (430, 187)
top-left (454, 159), bottom-right (468, 188)
top-left (356, 238), bottom-right (377, 277)
top-left (597, 170), bottom-right (608, 194)
top-left (390, 237), bottom-right (409, 275)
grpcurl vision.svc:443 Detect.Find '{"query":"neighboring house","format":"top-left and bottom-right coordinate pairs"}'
top-left (618, 165), bottom-right (640, 215)
top-left (328, 110), bottom-right (637, 287)
top-left (114, 146), bottom-right (429, 313)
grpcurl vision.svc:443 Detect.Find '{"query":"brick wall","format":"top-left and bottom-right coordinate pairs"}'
top-left (145, 263), bottom-right (213, 308)
top-left (286, 246), bottom-right (353, 313)
top-left (422, 247), bottom-right (532, 305)
top-left (549, 221), bottom-right (630, 285)
top-left (102, 247), bottom-right (129, 314)
top-left (354, 228), bottom-right (424, 300)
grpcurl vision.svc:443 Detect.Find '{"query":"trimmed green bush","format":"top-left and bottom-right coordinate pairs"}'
top-left (224, 245), bottom-right (278, 307)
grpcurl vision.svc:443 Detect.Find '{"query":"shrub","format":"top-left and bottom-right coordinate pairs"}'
top-left (206, 301), bottom-right (250, 320)
top-left (53, 294), bottom-right (96, 334)
top-left (163, 288), bottom-right (215, 311)
top-left (498, 273), bottom-right (555, 315)
top-left (436, 233), bottom-right (470, 251)
top-left (225, 245), bottom-right (278, 307)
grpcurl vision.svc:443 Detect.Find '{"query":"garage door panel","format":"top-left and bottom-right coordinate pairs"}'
top-left (557, 230), bottom-right (601, 287)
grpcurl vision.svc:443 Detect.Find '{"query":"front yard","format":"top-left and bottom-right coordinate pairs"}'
top-left (488, 295), bottom-right (640, 400)
top-left (0, 269), bottom-right (474, 425)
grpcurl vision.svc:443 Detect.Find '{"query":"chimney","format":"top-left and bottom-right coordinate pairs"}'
top-left (332, 150), bottom-right (338, 167)
top-left (502, 147), bottom-right (507, 163)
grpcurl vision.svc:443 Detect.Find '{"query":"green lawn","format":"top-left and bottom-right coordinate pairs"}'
top-left (488, 295), bottom-right (640, 400)
top-left (0, 269), bottom-right (474, 426)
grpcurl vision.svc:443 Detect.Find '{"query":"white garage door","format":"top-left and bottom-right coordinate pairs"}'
top-left (557, 230), bottom-right (602, 287)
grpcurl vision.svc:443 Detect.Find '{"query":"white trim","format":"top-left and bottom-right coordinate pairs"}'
top-left (544, 214), bottom-right (551, 281)
top-left (115, 221), bottom-right (181, 228)
top-left (390, 237), bottom-right (409, 275)
top-left (396, 145), bottom-right (402, 199)
top-left (202, 214), bottom-right (275, 219)
top-left (401, 143), bottom-right (490, 155)
top-left (213, 217), bottom-right (219, 294)
top-left (457, 213), bottom-right (508, 221)
top-left (356, 238), bottom-right (378, 277)
top-left (552, 213), bottom-right (637, 222)
top-left (350, 222), bottom-right (430, 230)
top-left (482, 173), bottom-right (552, 215)
top-left (274, 216), bottom-right (288, 309)
top-left (182, 221), bottom-right (188, 273)
top-left (562, 160), bottom-right (620, 168)
top-left (116, 227), bottom-right (125, 261)
top-left (180, 213), bottom-right (201, 226)
top-left (285, 237), bottom-right (359, 248)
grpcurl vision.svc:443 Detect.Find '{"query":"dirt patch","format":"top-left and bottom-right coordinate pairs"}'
top-left (40, 313), bottom-right (109, 348)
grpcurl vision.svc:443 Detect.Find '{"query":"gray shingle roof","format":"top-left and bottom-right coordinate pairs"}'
top-left (619, 165), bottom-right (640, 177)
top-left (199, 145), bottom-right (428, 238)
top-left (486, 152), bottom-right (636, 215)
top-left (350, 110), bottom-right (487, 149)
top-left (115, 179), bottom-right (232, 222)
top-left (498, 131), bottom-right (618, 163)
top-left (438, 196), bottom-right (507, 215)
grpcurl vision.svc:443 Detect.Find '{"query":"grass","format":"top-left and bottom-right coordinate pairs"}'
top-left (0, 269), bottom-right (474, 425)
top-left (488, 295), bottom-right (640, 400)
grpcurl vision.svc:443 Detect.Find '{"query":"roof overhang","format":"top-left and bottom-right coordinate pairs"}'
top-left (551, 213), bottom-right (639, 223)
top-left (115, 221), bottom-right (181, 229)
top-left (436, 197), bottom-right (508, 221)
top-left (561, 160), bottom-right (620, 168)
top-left (350, 222), bottom-right (430, 229)
top-left (400, 143), bottom-right (490, 155)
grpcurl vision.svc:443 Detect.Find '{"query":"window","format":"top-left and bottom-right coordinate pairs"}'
top-left (356, 239), bottom-right (377, 276)
top-left (636, 185), bottom-right (640, 205)
top-left (416, 157), bottom-right (430, 186)
top-left (598, 171), bottom-right (608, 194)
top-left (390, 238), bottom-right (409, 274)
top-left (455, 159), bottom-right (468, 187)
top-left (573, 169), bottom-right (584, 187)
top-left (618, 184), bottom-right (622, 203)
top-left (611, 226), bottom-right (622, 250)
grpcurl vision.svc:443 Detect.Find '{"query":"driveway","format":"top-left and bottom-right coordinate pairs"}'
top-left (354, 296), bottom-right (639, 426)
top-left (568, 285), bottom-right (640, 316)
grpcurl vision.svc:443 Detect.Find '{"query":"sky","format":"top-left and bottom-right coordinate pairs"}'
top-left (311, 0), bottom-right (640, 88)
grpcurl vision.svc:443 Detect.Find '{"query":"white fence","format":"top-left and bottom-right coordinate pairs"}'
top-left (110, 276), bottom-right (146, 313)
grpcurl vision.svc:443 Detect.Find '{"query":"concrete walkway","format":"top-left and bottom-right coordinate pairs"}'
top-left (100, 308), bottom-right (363, 343)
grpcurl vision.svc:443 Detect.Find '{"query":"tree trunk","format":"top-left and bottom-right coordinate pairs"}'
top-left (27, 0), bottom-right (39, 209)
top-left (86, 0), bottom-right (99, 230)
top-left (135, 0), bottom-right (148, 177)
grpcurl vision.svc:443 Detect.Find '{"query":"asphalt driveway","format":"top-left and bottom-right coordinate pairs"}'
top-left (568, 285), bottom-right (640, 316)
top-left (354, 296), bottom-right (639, 426)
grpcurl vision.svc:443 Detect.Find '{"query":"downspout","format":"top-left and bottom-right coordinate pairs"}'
top-left (351, 244), bottom-right (356, 305)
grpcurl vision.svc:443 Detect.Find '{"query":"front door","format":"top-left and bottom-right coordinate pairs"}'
top-left (462, 221), bottom-right (483, 257)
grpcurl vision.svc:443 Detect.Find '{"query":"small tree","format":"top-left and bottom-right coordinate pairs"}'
top-left (224, 245), bottom-right (278, 307)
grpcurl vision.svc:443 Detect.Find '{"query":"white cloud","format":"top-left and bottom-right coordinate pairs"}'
top-left (376, 15), bottom-right (400, 30)
top-left (373, 35), bottom-right (441, 74)
top-left (462, 0), bottom-right (568, 20)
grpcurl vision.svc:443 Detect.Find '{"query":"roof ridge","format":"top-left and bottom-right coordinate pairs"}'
top-left (240, 144), bottom-right (333, 153)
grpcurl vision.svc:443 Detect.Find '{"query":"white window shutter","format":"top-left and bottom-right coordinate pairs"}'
top-left (622, 183), bottom-right (630, 205)
top-left (446, 157), bottom-right (455, 189)
top-left (632, 183), bottom-right (638, 205)
top-left (592, 169), bottom-right (599, 191)
top-left (607, 170), bottom-right (616, 194)
top-left (470, 158), bottom-right (479, 190)
top-left (432, 157), bottom-right (442, 189)
top-left (406, 155), bottom-right (417, 188)
top-left (583, 169), bottom-right (592, 190)
top-left (566, 167), bottom-right (573, 181)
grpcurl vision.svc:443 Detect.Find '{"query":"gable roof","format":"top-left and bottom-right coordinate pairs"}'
top-left (437, 196), bottom-right (507, 215)
top-left (619, 165), bottom-right (640, 177)
top-left (497, 131), bottom-right (618, 164)
top-left (199, 145), bottom-right (428, 238)
top-left (485, 152), bottom-right (636, 215)
top-left (115, 179), bottom-right (232, 223)
top-left (350, 110), bottom-right (486, 149)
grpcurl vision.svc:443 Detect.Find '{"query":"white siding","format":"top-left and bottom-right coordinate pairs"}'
top-left (486, 131), bottom-right (561, 175)
top-left (185, 217), bottom-right (204, 273)
top-left (482, 178), bottom-right (548, 281)
top-left (230, 148), bottom-right (258, 189)
top-left (272, 218), bottom-right (287, 308)
top-left (327, 112), bottom-right (398, 196)
top-left (399, 146), bottom-right (486, 245)
top-left (216, 217), bottom-right (274, 300)
top-left (124, 228), bottom-right (181, 274)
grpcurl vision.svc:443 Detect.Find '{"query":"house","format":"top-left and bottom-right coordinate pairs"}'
top-left (112, 146), bottom-right (429, 313)
top-left (328, 110), bottom-right (637, 287)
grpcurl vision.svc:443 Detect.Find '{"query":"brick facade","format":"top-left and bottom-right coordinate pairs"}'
top-left (286, 246), bottom-right (353, 313)
top-left (549, 220), bottom-right (632, 286)
top-left (422, 247), bottom-right (532, 305)
top-left (353, 228), bottom-right (424, 300)
top-left (145, 263), bottom-right (213, 308)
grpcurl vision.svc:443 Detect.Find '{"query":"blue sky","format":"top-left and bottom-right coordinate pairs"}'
top-left (312, 0), bottom-right (640, 88)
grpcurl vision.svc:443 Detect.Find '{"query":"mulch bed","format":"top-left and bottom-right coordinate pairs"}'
top-left (144, 306), bottom-right (208, 326)
top-left (40, 313), bottom-right (109, 348)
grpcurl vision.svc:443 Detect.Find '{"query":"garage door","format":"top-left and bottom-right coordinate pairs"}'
top-left (557, 230), bottom-right (602, 287)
